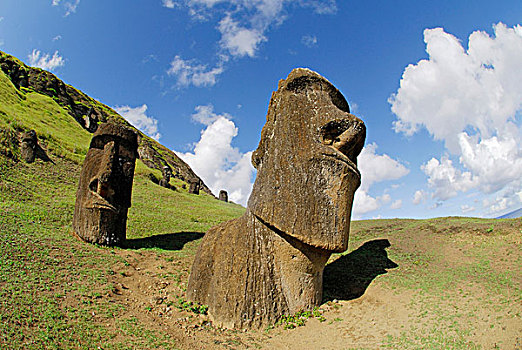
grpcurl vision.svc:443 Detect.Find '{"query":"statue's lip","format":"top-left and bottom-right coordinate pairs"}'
top-left (85, 191), bottom-right (119, 213)
top-left (320, 150), bottom-right (361, 179)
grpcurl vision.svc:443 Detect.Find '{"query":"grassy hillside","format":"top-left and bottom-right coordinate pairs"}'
top-left (0, 56), bottom-right (520, 349)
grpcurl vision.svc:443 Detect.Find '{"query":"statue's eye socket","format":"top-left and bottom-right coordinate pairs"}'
top-left (119, 157), bottom-right (134, 176)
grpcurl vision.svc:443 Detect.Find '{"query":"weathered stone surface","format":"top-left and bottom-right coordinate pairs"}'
top-left (188, 178), bottom-right (200, 195)
top-left (20, 130), bottom-right (37, 163)
top-left (218, 190), bottom-right (228, 202)
top-left (187, 68), bottom-right (366, 328)
top-left (20, 129), bottom-right (52, 163)
top-left (159, 165), bottom-right (172, 188)
top-left (73, 123), bottom-right (138, 246)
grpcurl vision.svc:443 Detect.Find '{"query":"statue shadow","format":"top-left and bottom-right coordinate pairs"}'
top-left (123, 231), bottom-right (204, 250)
top-left (323, 239), bottom-right (398, 302)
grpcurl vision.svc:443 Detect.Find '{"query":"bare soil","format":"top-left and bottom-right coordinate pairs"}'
top-left (93, 220), bottom-right (521, 349)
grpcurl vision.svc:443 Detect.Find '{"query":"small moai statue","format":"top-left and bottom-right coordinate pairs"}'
top-left (159, 165), bottom-right (172, 188)
top-left (84, 107), bottom-right (98, 133)
top-left (188, 178), bottom-right (200, 195)
top-left (73, 123), bottom-right (138, 246)
top-left (20, 130), bottom-right (37, 163)
top-left (187, 68), bottom-right (366, 328)
top-left (219, 190), bottom-right (228, 202)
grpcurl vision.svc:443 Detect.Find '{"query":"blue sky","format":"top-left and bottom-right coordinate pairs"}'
top-left (0, 0), bottom-right (521, 219)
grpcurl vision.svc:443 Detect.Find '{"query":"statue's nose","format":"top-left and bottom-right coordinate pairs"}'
top-left (89, 141), bottom-right (117, 199)
top-left (320, 116), bottom-right (366, 165)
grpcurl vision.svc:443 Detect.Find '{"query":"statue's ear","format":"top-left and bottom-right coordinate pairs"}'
top-left (251, 148), bottom-right (262, 169)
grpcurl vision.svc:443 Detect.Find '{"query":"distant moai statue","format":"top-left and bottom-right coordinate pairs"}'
top-left (83, 107), bottom-right (99, 133)
top-left (20, 130), bottom-right (52, 163)
top-left (219, 190), bottom-right (228, 202)
top-left (73, 123), bottom-right (138, 246)
top-left (188, 178), bottom-right (200, 195)
top-left (20, 130), bottom-right (37, 163)
top-left (187, 68), bottom-right (366, 328)
top-left (159, 165), bottom-right (172, 188)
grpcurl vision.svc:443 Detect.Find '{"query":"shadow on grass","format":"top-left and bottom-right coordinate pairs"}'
top-left (323, 239), bottom-right (398, 302)
top-left (123, 232), bottom-right (205, 250)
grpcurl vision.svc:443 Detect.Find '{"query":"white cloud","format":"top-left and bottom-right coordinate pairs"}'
top-left (114, 104), bottom-right (161, 141)
top-left (162, 0), bottom-right (177, 8)
top-left (412, 190), bottom-right (427, 205)
top-left (28, 49), bottom-right (65, 71)
top-left (421, 156), bottom-right (476, 201)
top-left (52, 35), bottom-right (62, 41)
top-left (176, 105), bottom-right (255, 206)
top-left (353, 143), bottom-right (409, 216)
top-left (390, 23), bottom-right (522, 212)
top-left (167, 55), bottom-right (224, 87)
top-left (391, 199), bottom-right (402, 210)
top-left (298, 0), bottom-right (337, 14)
top-left (218, 15), bottom-right (266, 58)
top-left (301, 34), bottom-right (317, 47)
top-left (191, 104), bottom-right (233, 125)
top-left (460, 204), bottom-right (475, 213)
top-left (52, 0), bottom-right (80, 16)
top-left (169, 1), bottom-right (336, 60)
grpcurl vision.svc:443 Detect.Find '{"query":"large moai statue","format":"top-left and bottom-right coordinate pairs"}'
top-left (187, 68), bottom-right (366, 328)
top-left (73, 123), bottom-right (138, 246)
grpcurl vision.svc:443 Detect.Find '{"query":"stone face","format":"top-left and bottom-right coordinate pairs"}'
top-left (218, 190), bottom-right (228, 202)
top-left (20, 130), bottom-right (37, 163)
top-left (187, 68), bottom-right (366, 328)
top-left (159, 165), bottom-right (172, 188)
top-left (20, 129), bottom-right (52, 163)
top-left (188, 178), bottom-right (200, 195)
top-left (73, 123), bottom-right (138, 246)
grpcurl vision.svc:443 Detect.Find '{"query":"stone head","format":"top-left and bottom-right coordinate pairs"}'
top-left (248, 68), bottom-right (365, 252)
top-left (73, 123), bottom-right (138, 245)
top-left (162, 166), bottom-right (172, 181)
top-left (20, 130), bottom-right (37, 163)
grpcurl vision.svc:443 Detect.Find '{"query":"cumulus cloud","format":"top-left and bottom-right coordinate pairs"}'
top-left (114, 104), bottom-right (161, 141)
top-left (301, 34), bottom-right (317, 47)
top-left (176, 105), bottom-right (255, 206)
top-left (28, 49), bottom-right (65, 71)
top-left (162, 0), bottom-right (177, 8)
top-left (391, 199), bottom-right (402, 210)
top-left (412, 190), bottom-right (427, 205)
top-left (353, 143), bottom-right (409, 216)
top-left (167, 55), bottom-right (224, 87)
top-left (390, 23), bottom-right (522, 214)
top-left (191, 104), bottom-right (233, 125)
top-left (218, 15), bottom-right (266, 58)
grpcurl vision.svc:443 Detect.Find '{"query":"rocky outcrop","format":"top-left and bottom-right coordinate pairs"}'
top-left (0, 50), bottom-right (212, 195)
top-left (187, 68), bottom-right (366, 328)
